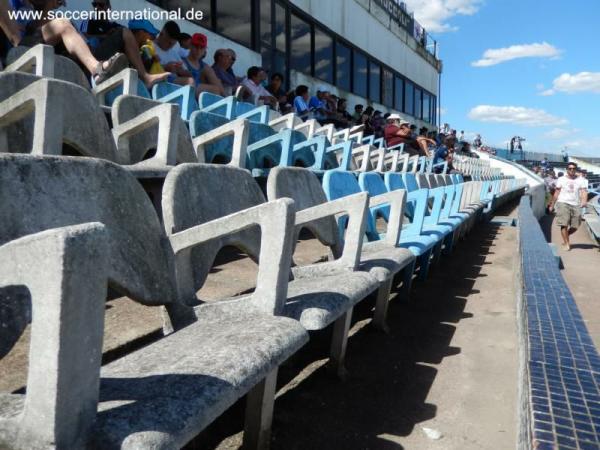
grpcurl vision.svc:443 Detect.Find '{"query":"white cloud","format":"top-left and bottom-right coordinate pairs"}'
top-left (468, 105), bottom-right (568, 127)
top-left (543, 128), bottom-right (572, 140)
top-left (541, 72), bottom-right (600, 96)
top-left (471, 42), bottom-right (561, 67)
top-left (403, 0), bottom-right (482, 33)
top-left (440, 107), bottom-right (448, 115)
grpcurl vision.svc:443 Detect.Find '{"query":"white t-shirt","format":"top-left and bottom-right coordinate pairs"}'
top-left (556, 175), bottom-right (587, 206)
top-left (154, 42), bottom-right (189, 66)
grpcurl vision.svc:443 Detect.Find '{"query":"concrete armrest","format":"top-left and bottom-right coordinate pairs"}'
top-left (369, 189), bottom-right (406, 245)
top-left (93, 68), bottom-right (138, 104)
top-left (0, 223), bottom-right (107, 449)
top-left (192, 117), bottom-right (249, 166)
top-left (296, 192), bottom-right (368, 271)
top-left (170, 198), bottom-right (296, 314)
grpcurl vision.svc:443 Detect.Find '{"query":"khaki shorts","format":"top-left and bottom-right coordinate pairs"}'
top-left (555, 202), bottom-right (581, 229)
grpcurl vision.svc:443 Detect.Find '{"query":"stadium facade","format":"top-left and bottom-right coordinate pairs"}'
top-left (70, 0), bottom-right (442, 128)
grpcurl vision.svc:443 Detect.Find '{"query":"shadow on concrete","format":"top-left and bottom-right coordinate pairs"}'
top-left (186, 222), bottom-right (503, 450)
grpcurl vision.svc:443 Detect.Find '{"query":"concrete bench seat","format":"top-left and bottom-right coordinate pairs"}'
top-left (0, 154), bottom-right (308, 449)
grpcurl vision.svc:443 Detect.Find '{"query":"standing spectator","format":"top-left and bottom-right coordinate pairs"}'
top-left (458, 130), bottom-right (465, 141)
top-left (212, 48), bottom-right (238, 95)
top-left (562, 148), bottom-right (569, 163)
top-left (240, 66), bottom-right (277, 108)
top-left (353, 104), bottom-right (364, 124)
top-left (293, 85), bottom-right (311, 120)
top-left (541, 157), bottom-right (549, 170)
top-left (548, 162), bottom-right (588, 250)
top-left (267, 72), bottom-right (288, 111)
top-left (182, 32), bottom-right (224, 96)
top-left (473, 134), bottom-right (482, 148)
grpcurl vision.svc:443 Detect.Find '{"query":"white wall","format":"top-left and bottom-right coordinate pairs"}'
top-left (290, 0), bottom-right (440, 95)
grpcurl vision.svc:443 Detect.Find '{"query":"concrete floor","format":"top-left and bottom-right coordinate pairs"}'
top-left (1, 202), bottom-right (524, 450)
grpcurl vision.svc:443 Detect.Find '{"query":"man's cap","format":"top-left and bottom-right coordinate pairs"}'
top-left (399, 119), bottom-right (411, 126)
top-left (191, 33), bottom-right (207, 48)
top-left (316, 85), bottom-right (329, 93)
top-left (128, 19), bottom-right (159, 37)
top-left (388, 113), bottom-right (402, 120)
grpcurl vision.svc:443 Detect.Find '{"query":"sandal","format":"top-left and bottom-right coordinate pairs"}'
top-left (94, 53), bottom-right (129, 85)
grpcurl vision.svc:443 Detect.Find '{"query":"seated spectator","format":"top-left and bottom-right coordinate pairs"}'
top-left (359, 106), bottom-right (374, 135)
top-left (212, 48), bottom-right (238, 95)
top-left (240, 66), bottom-right (277, 108)
top-left (433, 145), bottom-right (449, 173)
top-left (353, 104), bottom-right (364, 124)
top-left (370, 110), bottom-right (385, 139)
top-left (79, 1), bottom-right (168, 87)
top-left (384, 114), bottom-right (435, 156)
top-left (267, 72), bottom-right (288, 111)
top-left (308, 86), bottom-right (335, 125)
top-left (473, 133), bottom-right (482, 148)
top-left (293, 84), bottom-right (311, 121)
top-left (336, 98), bottom-right (353, 128)
top-left (182, 32), bottom-right (224, 96)
top-left (178, 32), bottom-right (191, 50)
top-left (151, 21), bottom-right (193, 84)
top-left (2, 0), bottom-right (127, 84)
top-left (132, 20), bottom-right (193, 86)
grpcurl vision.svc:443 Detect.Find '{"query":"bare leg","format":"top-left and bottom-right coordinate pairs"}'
top-left (173, 76), bottom-right (194, 86)
top-left (196, 84), bottom-right (223, 96)
top-left (121, 28), bottom-right (168, 87)
top-left (40, 18), bottom-right (100, 74)
top-left (560, 226), bottom-right (570, 249)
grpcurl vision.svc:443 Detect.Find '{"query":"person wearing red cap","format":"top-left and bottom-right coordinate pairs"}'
top-left (182, 32), bottom-right (224, 96)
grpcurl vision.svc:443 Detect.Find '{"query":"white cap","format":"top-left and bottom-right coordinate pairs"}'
top-left (388, 113), bottom-right (402, 120)
top-left (316, 85), bottom-right (329, 93)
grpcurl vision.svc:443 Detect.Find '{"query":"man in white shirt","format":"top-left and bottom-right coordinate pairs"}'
top-left (548, 162), bottom-right (588, 250)
top-left (240, 66), bottom-right (277, 108)
top-left (153, 21), bottom-right (191, 78)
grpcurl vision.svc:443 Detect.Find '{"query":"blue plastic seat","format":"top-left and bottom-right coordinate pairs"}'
top-left (152, 82), bottom-right (198, 121)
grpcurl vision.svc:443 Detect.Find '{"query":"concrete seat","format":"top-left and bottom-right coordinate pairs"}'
top-left (162, 164), bottom-right (380, 376)
top-left (0, 154), bottom-right (308, 450)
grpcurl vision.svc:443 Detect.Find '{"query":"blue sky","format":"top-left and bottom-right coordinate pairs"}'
top-left (406, 0), bottom-right (600, 156)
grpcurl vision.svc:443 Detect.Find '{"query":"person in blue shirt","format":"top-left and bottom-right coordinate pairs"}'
top-left (433, 145), bottom-right (449, 173)
top-left (293, 85), bottom-right (311, 121)
top-left (308, 85), bottom-right (334, 124)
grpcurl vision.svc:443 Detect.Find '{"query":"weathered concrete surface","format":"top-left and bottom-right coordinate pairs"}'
top-left (542, 214), bottom-right (600, 348)
top-left (188, 204), bottom-right (520, 449)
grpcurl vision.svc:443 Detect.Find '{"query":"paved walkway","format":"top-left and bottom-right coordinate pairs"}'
top-left (541, 214), bottom-right (600, 348)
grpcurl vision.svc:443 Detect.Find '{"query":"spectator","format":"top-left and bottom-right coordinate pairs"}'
top-left (383, 114), bottom-right (434, 156)
top-left (78, 2), bottom-right (168, 88)
top-left (336, 98), bottom-right (353, 128)
top-left (562, 148), bottom-right (569, 163)
top-left (458, 130), bottom-right (465, 141)
top-left (212, 48), bottom-right (238, 95)
top-left (293, 85), bottom-right (311, 120)
top-left (541, 157), bottom-right (549, 170)
top-left (178, 32), bottom-right (191, 50)
top-left (370, 110), bottom-right (385, 139)
top-left (267, 72), bottom-right (288, 111)
top-left (132, 20), bottom-right (193, 86)
top-left (2, 0), bottom-right (127, 84)
top-left (182, 32), bottom-right (224, 96)
top-left (433, 144), bottom-right (449, 173)
top-left (151, 21), bottom-right (191, 80)
top-left (240, 66), bottom-right (277, 108)
top-left (473, 133), bottom-right (482, 148)
top-left (548, 162), bottom-right (588, 250)
top-left (360, 106), bottom-right (374, 135)
top-left (308, 86), bottom-right (334, 124)
top-left (353, 104), bottom-right (364, 124)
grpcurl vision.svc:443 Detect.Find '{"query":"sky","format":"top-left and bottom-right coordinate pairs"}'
top-left (404, 0), bottom-right (600, 157)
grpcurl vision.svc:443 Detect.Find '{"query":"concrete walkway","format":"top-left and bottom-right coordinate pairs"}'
top-left (541, 214), bottom-right (600, 348)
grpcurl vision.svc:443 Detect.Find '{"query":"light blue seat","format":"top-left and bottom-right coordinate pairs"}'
top-left (326, 171), bottom-right (437, 279)
top-left (103, 79), bottom-right (151, 107)
top-left (152, 82), bottom-right (198, 121)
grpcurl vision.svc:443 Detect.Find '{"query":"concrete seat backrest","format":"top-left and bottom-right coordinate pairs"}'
top-left (6, 45), bottom-right (90, 89)
top-left (0, 72), bottom-right (118, 162)
top-left (112, 95), bottom-right (195, 165)
top-left (189, 110), bottom-right (274, 165)
top-left (162, 164), bottom-right (265, 297)
top-left (435, 174), bottom-right (447, 186)
top-left (267, 167), bottom-right (341, 255)
top-left (0, 154), bottom-right (177, 306)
